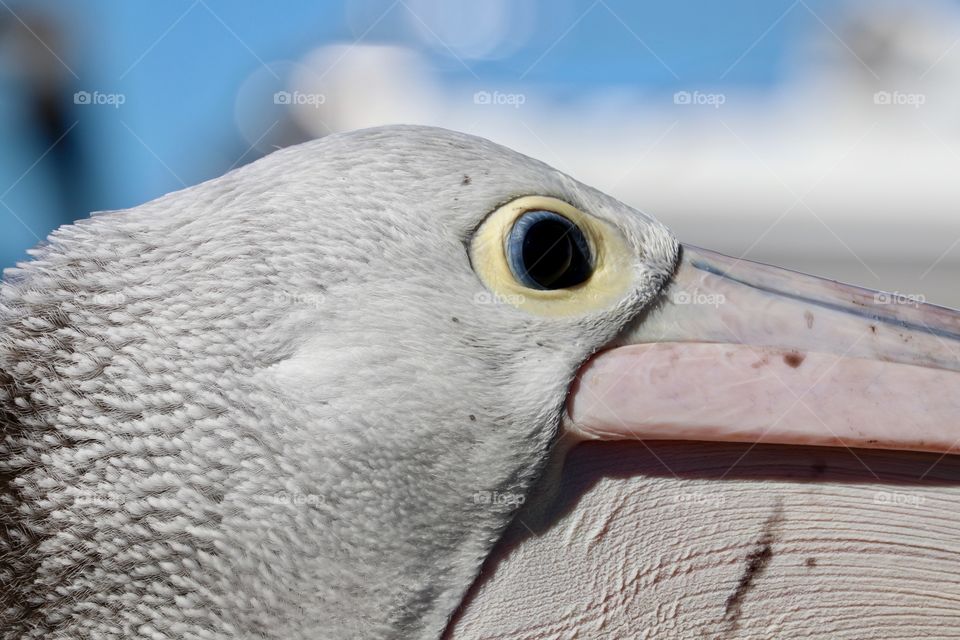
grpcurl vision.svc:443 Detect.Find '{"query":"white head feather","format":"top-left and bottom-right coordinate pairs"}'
top-left (0, 125), bottom-right (678, 639)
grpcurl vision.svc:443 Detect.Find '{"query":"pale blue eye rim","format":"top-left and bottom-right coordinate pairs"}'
top-left (505, 209), bottom-right (594, 290)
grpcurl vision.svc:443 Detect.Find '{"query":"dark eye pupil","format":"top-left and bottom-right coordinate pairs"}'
top-left (521, 219), bottom-right (573, 286)
top-left (507, 210), bottom-right (593, 290)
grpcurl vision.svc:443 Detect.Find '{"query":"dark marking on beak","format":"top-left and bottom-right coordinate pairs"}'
top-left (783, 352), bottom-right (805, 368)
top-left (720, 500), bottom-right (784, 637)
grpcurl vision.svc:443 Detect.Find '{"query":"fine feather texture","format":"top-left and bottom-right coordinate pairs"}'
top-left (0, 125), bottom-right (678, 639)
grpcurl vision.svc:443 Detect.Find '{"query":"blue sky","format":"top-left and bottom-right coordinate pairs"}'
top-left (0, 0), bottom-right (849, 267)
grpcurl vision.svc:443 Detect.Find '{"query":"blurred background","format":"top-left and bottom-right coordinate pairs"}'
top-left (1, 0), bottom-right (959, 305)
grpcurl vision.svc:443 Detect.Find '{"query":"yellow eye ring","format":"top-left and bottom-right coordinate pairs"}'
top-left (470, 196), bottom-right (634, 317)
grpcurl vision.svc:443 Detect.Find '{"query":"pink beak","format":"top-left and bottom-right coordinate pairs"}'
top-left (567, 245), bottom-right (960, 454)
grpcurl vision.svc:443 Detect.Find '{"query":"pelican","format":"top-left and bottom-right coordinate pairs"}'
top-left (1, 125), bottom-right (958, 639)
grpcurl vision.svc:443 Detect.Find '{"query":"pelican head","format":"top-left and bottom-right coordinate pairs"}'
top-left (2, 125), bottom-right (958, 639)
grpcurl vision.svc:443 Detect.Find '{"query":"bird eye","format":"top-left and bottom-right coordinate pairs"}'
top-left (506, 210), bottom-right (593, 290)
top-left (470, 195), bottom-right (633, 317)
